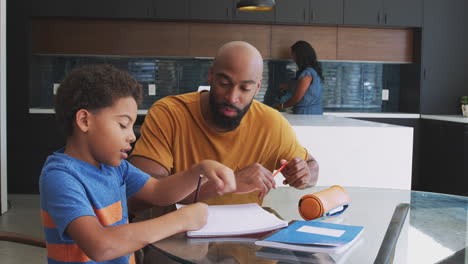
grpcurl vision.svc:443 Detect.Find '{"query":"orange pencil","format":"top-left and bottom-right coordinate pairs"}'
top-left (272, 162), bottom-right (288, 177)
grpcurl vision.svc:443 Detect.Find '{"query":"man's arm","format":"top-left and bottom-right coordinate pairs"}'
top-left (281, 153), bottom-right (319, 189)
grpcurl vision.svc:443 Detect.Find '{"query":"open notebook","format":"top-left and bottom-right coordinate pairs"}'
top-left (176, 203), bottom-right (288, 238)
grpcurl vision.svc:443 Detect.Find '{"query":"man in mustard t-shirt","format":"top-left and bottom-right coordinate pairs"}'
top-left (129, 41), bottom-right (319, 207)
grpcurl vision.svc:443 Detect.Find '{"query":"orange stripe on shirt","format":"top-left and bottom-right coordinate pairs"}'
top-left (47, 243), bottom-right (91, 262)
top-left (130, 253), bottom-right (136, 264)
top-left (93, 201), bottom-right (123, 226)
top-left (41, 210), bottom-right (56, 228)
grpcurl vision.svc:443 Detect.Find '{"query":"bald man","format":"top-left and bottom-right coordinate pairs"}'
top-left (129, 41), bottom-right (318, 209)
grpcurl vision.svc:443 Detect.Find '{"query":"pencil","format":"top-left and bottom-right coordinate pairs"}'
top-left (193, 174), bottom-right (203, 203)
top-left (272, 162), bottom-right (288, 177)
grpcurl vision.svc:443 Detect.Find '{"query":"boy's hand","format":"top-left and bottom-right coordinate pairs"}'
top-left (177, 202), bottom-right (209, 231)
top-left (195, 160), bottom-right (236, 195)
top-left (234, 163), bottom-right (276, 200)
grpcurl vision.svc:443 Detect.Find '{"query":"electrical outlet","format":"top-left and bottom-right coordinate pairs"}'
top-left (53, 83), bottom-right (60, 95)
top-left (382, 89), bottom-right (389, 101)
top-left (148, 84), bottom-right (156, 96)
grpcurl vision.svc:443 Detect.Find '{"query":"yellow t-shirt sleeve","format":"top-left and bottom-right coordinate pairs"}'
top-left (276, 114), bottom-right (308, 164)
top-left (131, 103), bottom-right (174, 173)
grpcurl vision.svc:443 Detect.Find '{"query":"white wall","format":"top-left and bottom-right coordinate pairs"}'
top-left (0, 0), bottom-right (7, 214)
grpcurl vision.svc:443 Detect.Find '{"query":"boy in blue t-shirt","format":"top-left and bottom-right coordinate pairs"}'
top-left (40, 64), bottom-right (236, 264)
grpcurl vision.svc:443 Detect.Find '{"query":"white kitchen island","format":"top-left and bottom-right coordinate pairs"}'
top-left (280, 114), bottom-right (413, 190)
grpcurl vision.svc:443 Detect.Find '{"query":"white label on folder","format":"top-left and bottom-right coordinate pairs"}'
top-left (297, 225), bottom-right (345, 237)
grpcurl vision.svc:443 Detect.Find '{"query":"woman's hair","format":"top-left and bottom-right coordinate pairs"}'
top-left (291, 40), bottom-right (324, 81)
top-left (55, 64), bottom-right (142, 137)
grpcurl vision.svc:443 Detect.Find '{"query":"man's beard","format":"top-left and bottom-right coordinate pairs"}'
top-left (209, 92), bottom-right (252, 131)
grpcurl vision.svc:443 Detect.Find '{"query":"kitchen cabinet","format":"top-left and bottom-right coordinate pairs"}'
top-left (420, 119), bottom-right (468, 196)
top-left (343, 0), bottom-right (422, 27)
top-left (420, 0), bottom-right (468, 114)
top-left (153, 0), bottom-right (189, 20)
top-left (352, 118), bottom-right (421, 191)
top-left (232, 2), bottom-right (274, 23)
top-left (190, 0), bottom-right (232, 21)
top-left (31, 0), bottom-right (125, 18)
top-left (275, 0), bottom-right (342, 25)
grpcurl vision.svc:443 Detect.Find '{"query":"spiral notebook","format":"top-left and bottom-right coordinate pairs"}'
top-left (176, 203), bottom-right (288, 238)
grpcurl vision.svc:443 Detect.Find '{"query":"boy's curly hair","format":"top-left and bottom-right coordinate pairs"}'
top-left (55, 64), bottom-right (143, 137)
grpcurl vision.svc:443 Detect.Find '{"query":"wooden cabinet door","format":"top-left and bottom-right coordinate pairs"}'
top-left (383, 0), bottom-right (422, 27)
top-left (153, 0), bottom-right (189, 20)
top-left (190, 0), bottom-right (232, 21)
top-left (343, 0), bottom-right (382, 26)
top-left (309, 0), bottom-right (343, 25)
top-left (275, 0), bottom-right (308, 24)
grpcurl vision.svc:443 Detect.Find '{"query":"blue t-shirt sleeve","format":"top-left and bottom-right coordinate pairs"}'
top-left (40, 169), bottom-right (96, 240)
top-left (121, 160), bottom-right (150, 199)
top-left (298, 68), bottom-right (317, 80)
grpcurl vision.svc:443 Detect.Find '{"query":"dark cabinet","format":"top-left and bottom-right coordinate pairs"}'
top-left (232, 2), bottom-right (274, 23)
top-left (153, 0), bottom-right (189, 20)
top-left (31, 0), bottom-right (124, 18)
top-left (420, 119), bottom-right (468, 196)
top-left (344, 0), bottom-right (422, 27)
top-left (275, 0), bottom-right (309, 24)
top-left (190, 0), bottom-right (232, 21)
top-left (275, 0), bottom-right (342, 25)
top-left (420, 0), bottom-right (468, 114)
top-left (309, 0), bottom-right (343, 24)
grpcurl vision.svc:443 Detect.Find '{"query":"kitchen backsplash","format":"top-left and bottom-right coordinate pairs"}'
top-left (30, 55), bottom-right (400, 112)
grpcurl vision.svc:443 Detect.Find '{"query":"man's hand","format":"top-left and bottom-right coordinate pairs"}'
top-left (281, 157), bottom-right (318, 189)
top-left (234, 163), bottom-right (276, 199)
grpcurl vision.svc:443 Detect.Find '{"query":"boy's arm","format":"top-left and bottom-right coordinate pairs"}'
top-left (130, 160), bottom-right (236, 207)
top-left (66, 203), bottom-right (208, 262)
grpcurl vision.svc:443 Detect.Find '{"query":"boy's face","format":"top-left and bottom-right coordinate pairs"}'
top-left (87, 96), bottom-right (137, 167)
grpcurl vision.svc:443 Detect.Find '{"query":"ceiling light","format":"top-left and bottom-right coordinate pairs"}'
top-left (236, 0), bottom-right (275, 11)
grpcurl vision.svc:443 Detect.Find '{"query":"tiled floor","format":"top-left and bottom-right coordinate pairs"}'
top-left (0, 194), bottom-right (47, 264)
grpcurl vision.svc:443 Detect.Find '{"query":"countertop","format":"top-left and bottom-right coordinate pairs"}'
top-left (28, 108), bottom-right (468, 124)
top-left (282, 114), bottom-right (403, 127)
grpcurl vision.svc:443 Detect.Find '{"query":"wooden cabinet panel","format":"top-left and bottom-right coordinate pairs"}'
top-left (337, 27), bottom-right (413, 62)
top-left (271, 25), bottom-right (336, 60)
top-left (189, 23), bottom-right (271, 58)
top-left (32, 19), bottom-right (190, 56)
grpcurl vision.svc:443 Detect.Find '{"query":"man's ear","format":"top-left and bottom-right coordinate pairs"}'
top-left (254, 79), bottom-right (263, 97)
top-left (207, 65), bottom-right (214, 83)
top-left (75, 109), bottom-right (92, 133)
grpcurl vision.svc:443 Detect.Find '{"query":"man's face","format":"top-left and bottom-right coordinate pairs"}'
top-left (208, 67), bottom-right (261, 131)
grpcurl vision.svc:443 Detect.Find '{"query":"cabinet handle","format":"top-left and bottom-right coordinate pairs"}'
top-left (377, 12), bottom-right (380, 24)
top-left (303, 9), bottom-right (306, 21)
top-left (384, 13), bottom-right (387, 24)
top-left (311, 10), bottom-right (315, 21)
top-left (423, 68), bottom-right (426, 80)
top-left (226, 7), bottom-right (229, 17)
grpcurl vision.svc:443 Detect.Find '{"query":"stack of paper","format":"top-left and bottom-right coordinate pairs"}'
top-left (177, 203), bottom-right (288, 238)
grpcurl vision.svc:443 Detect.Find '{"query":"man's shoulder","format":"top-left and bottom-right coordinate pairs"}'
top-left (151, 91), bottom-right (200, 109)
top-left (249, 101), bottom-right (289, 125)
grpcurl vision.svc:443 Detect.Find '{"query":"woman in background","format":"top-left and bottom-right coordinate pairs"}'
top-left (276, 40), bottom-right (324, 115)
